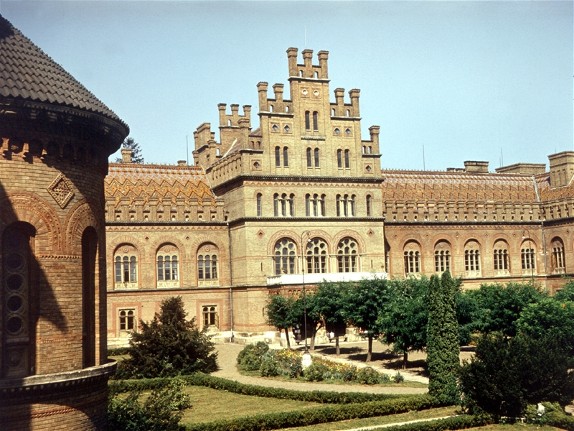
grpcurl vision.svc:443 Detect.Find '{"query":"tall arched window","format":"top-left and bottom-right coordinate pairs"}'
top-left (337, 237), bottom-right (358, 272)
top-left (464, 240), bottom-right (481, 276)
top-left (434, 241), bottom-right (451, 273)
top-left (305, 111), bottom-right (311, 130)
top-left (273, 193), bottom-right (279, 216)
top-left (312, 111), bottom-right (319, 131)
top-left (493, 240), bottom-right (510, 273)
top-left (306, 147), bottom-right (312, 167)
top-left (157, 244), bottom-right (179, 287)
top-left (283, 146), bottom-right (289, 167)
top-left (198, 243), bottom-right (219, 286)
top-left (202, 305), bottom-right (218, 329)
top-left (366, 194), bottom-right (373, 217)
top-left (114, 244), bottom-right (138, 288)
top-left (551, 237), bottom-right (565, 273)
top-left (306, 237), bottom-right (328, 274)
top-left (2, 222), bottom-right (35, 377)
top-left (314, 148), bottom-right (320, 167)
top-left (404, 241), bottom-right (421, 275)
top-left (521, 239), bottom-right (536, 274)
top-left (275, 146), bottom-right (281, 167)
top-left (274, 238), bottom-right (296, 275)
top-left (344, 149), bottom-right (350, 168)
top-left (256, 193), bottom-right (262, 217)
top-left (337, 149), bottom-right (343, 168)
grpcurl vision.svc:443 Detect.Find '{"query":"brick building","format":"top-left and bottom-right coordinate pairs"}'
top-left (106, 48), bottom-right (574, 345)
top-left (0, 16), bottom-right (127, 430)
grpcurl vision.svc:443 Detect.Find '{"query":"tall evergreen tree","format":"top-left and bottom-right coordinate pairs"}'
top-left (426, 272), bottom-right (460, 404)
top-left (116, 137), bottom-right (144, 163)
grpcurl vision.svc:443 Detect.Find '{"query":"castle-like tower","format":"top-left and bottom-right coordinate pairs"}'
top-left (0, 15), bottom-right (128, 430)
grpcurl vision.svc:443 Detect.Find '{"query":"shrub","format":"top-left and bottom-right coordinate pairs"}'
top-left (356, 367), bottom-right (382, 385)
top-left (259, 353), bottom-right (280, 377)
top-left (108, 377), bottom-right (191, 431)
top-left (236, 342), bottom-right (270, 372)
top-left (269, 348), bottom-right (302, 378)
top-left (303, 362), bottom-right (329, 382)
top-left (393, 372), bottom-right (404, 383)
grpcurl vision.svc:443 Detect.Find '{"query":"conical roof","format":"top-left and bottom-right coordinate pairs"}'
top-left (0, 14), bottom-right (127, 127)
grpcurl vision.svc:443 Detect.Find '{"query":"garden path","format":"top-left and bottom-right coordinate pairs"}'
top-left (212, 341), bottom-right (428, 395)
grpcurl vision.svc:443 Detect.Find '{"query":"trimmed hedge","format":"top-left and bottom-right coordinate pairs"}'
top-left (109, 372), bottom-right (411, 404)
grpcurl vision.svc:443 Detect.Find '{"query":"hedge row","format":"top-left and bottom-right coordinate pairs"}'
top-left (545, 411), bottom-right (574, 431)
top-left (184, 396), bottom-right (447, 431)
top-left (382, 415), bottom-right (493, 431)
top-left (109, 372), bottom-right (411, 404)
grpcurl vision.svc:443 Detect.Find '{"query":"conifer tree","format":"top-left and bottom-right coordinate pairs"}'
top-left (427, 272), bottom-right (460, 404)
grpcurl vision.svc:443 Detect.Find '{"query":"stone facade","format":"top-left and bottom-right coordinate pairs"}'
top-left (0, 15), bottom-right (127, 430)
top-left (105, 48), bottom-right (574, 345)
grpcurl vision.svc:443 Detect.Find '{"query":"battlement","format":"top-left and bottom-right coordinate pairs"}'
top-left (287, 47), bottom-right (329, 79)
top-left (218, 103), bottom-right (251, 128)
top-left (332, 88), bottom-right (361, 117)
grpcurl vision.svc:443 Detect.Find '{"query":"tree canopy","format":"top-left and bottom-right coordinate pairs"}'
top-left (116, 137), bottom-right (144, 163)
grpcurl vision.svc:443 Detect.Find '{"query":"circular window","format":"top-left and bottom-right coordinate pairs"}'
top-left (6, 253), bottom-right (23, 270)
top-left (6, 316), bottom-right (23, 334)
top-left (6, 274), bottom-right (23, 291)
top-left (7, 295), bottom-right (22, 312)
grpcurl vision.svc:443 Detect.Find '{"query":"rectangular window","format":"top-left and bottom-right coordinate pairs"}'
top-left (119, 309), bottom-right (135, 332)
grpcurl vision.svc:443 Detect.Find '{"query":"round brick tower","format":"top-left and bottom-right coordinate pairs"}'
top-left (0, 15), bottom-right (128, 430)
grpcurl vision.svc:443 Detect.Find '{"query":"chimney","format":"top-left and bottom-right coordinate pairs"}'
top-left (121, 148), bottom-right (133, 163)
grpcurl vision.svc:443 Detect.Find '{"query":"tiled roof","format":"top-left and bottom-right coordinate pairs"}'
top-left (381, 170), bottom-right (538, 202)
top-left (0, 14), bottom-right (125, 124)
top-left (105, 163), bottom-right (217, 205)
top-left (536, 175), bottom-right (574, 202)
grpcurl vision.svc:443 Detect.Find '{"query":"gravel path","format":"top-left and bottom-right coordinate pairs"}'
top-left (212, 342), bottom-right (427, 395)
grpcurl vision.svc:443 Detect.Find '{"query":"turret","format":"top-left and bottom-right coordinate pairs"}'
top-left (257, 81), bottom-right (269, 111)
top-left (549, 151), bottom-right (574, 188)
top-left (349, 89), bottom-right (360, 117)
top-left (287, 47), bottom-right (329, 80)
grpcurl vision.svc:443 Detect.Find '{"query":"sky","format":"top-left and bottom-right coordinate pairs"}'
top-left (1, 0), bottom-right (572, 171)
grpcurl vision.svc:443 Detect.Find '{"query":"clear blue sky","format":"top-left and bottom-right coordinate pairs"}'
top-left (1, 0), bottom-right (572, 171)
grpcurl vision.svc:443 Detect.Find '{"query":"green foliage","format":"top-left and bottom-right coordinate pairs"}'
top-left (459, 333), bottom-right (574, 420)
top-left (427, 272), bottom-right (460, 404)
top-left (303, 361), bottom-right (329, 382)
top-left (236, 342), bottom-right (270, 372)
top-left (108, 377), bottom-right (191, 431)
top-left (266, 294), bottom-right (297, 346)
top-left (314, 282), bottom-right (351, 335)
top-left (356, 366), bottom-right (386, 385)
top-left (471, 282), bottom-right (545, 337)
top-left (455, 289), bottom-right (480, 345)
top-left (378, 278), bottom-right (429, 365)
top-left (115, 136), bottom-right (144, 163)
top-left (116, 297), bottom-right (217, 378)
top-left (517, 297), bottom-right (574, 354)
top-left (555, 280), bottom-right (574, 302)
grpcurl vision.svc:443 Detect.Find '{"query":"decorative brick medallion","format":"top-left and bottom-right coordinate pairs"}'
top-left (47, 173), bottom-right (74, 208)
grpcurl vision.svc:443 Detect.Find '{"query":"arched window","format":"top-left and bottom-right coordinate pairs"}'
top-left (114, 244), bottom-right (138, 288)
top-left (404, 241), bottom-right (421, 275)
top-left (551, 237), bottom-right (565, 273)
top-left (344, 149), bottom-right (350, 168)
top-left (306, 148), bottom-right (312, 168)
top-left (157, 244), bottom-right (179, 287)
top-left (198, 243), bottom-right (219, 285)
top-left (305, 237), bottom-right (328, 274)
top-left (305, 111), bottom-right (311, 130)
top-left (283, 146), bottom-right (289, 167)
top-left (337, 149), bottom-right (343, 168)
top-left (337, 237), bottom-right (358, 272)
top-left (274, 238), bottom-right (296, 275)
top-left (464, 240), bottom-right (481, 276)
top-left (119, 309), bottom-right (135, 334)
top-left (275, 146), bottom-right (281, 167)
top-left (273, 193), bottom-right (279, 217)
top-left (202, 305), bottom-right (218, 329)
top-left (336, 194), bottom-right (355, 217)
top-left (366, 194), bottom-right (373, 217)
top-left (493, 240), bottom-right (510, 273)
top-left (2, 222), bottom-right (35, 377)
top-left (312, 111), bottom-right (318, 131)
top-left (256, 193), bottom-right (262, 217)
top-left (521, 238), bottom-right (536, 274)
top-left (434, 241), bottom-right (451, 273)
top-left (314, 148), bottom-right (320, 167)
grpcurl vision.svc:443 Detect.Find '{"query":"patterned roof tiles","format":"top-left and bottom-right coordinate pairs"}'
top-left (106, 163), bottom-right (217, 206)
top-left (0, 15), bottom-right (125, 124)
top-left (381, 170), bottom-right (538, 202)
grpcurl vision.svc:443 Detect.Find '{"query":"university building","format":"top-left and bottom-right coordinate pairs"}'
top-left (105, 48), bottom-right (574, 346)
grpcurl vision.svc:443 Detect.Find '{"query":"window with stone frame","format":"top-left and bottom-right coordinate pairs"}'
top-left (275, 146), bottom-right (281, 167)
top-left (434, 240), bottom-right (451, 273)
top-left (344, 149), bottom-right (350, 168)
top-left (114, 244), bottom-right (138, 289)
top-left (198, 243), bottom-right (219, 286)
top-left (305, 111), bottom-right (311, 130)
top-left (337, 237), bottom-right (359, 273)
top-left (337, 149), bottom-right (343, 168)
top-left (274, 238), bottom-right (296, 275)
top-left (493, 240), bottom-right (510, 273)
top-left (119, 308), bottom-right (136, 334)
top-left (305, 237), bottom-right (328, 274)
top-left (551, 237), bottom-right (566, 273)
top-left (464, 240), bottom-right (481, 276)
top-left (283, 146), bottom-right (289, 167)
top-left (314, 148), bottom-right (320, 167)
top-left (156, 244), bottom-right (179, 288)
top-left (312, 111), bottom-right (319, 131)
top-left (256, 193), bottom-right (262, 217)
top-left (306, 148), bottom-right (312, 167)
top-left (403, 241), bottom-right (421, 275)
top-left (366, 194), bottom-right (373, 217)
top-left (306, 193), bottom-right (325, 217)
top-left (336, 194), bottom-right (355, 217)
top-left (273, 193), bottom-right (295, 217)
top-left (202, 305), bottom-right (219, 329)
